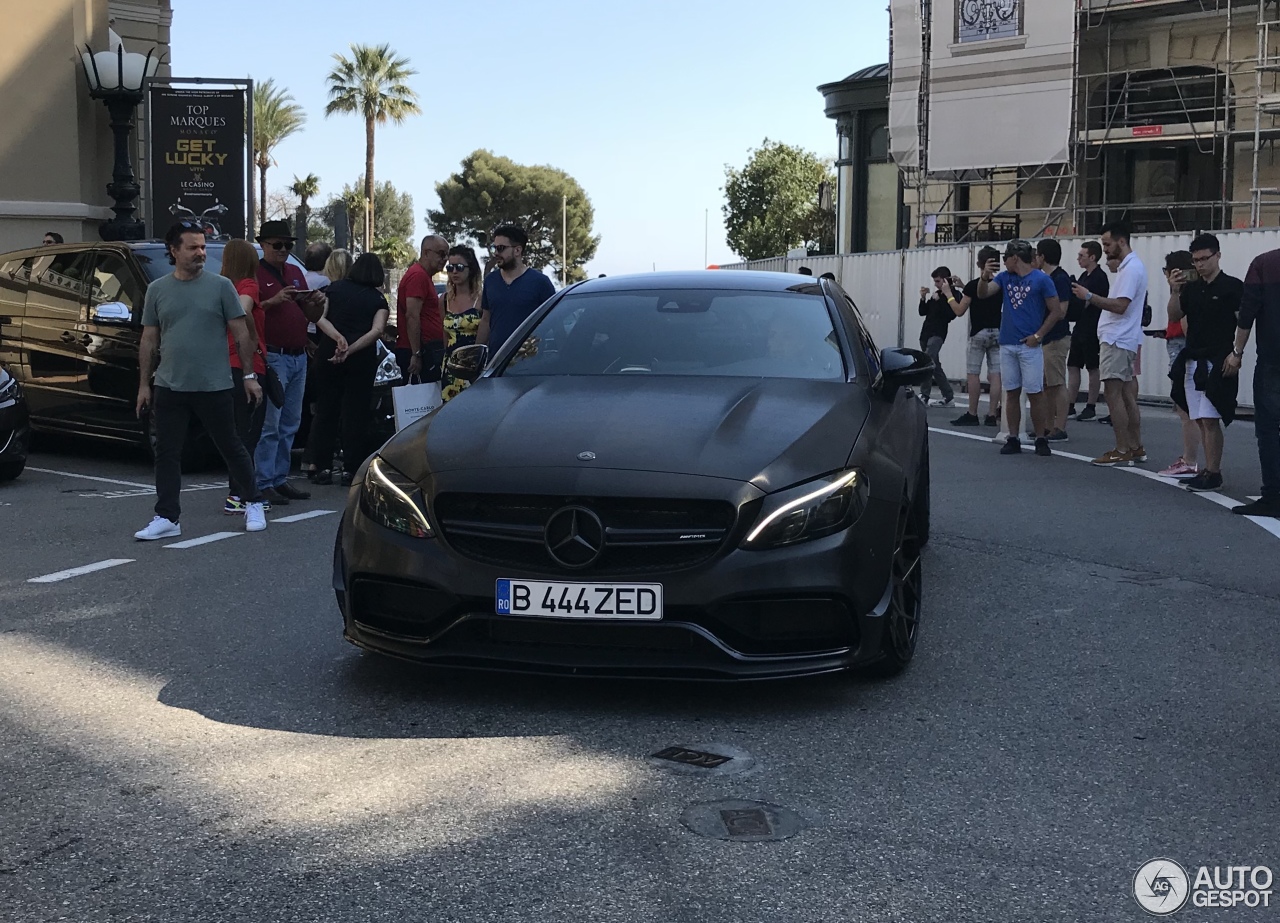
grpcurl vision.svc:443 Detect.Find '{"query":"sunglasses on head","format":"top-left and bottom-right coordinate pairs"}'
top-left (444, 263), bottom-right (468, 272)
top-left (265, 240), bottom-right (293, 251)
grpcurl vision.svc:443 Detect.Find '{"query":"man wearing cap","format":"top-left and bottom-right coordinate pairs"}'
top-left (254, 219), bottom-right (324, 504)
top-left (977, 239), bottom-right (1066, 457)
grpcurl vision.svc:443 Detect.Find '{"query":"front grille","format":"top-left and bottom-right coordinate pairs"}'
top-left (434, 493), bottom-right (737, 575)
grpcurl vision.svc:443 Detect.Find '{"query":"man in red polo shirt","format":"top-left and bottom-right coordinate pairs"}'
top-left (254, 219), bottom-right (323, 504)
top-left (395, 234), bottom-right (448, 382)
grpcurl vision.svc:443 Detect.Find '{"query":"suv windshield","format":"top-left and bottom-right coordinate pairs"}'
top-left (134, 243), bottom-right (234, 282)
top-left (502, 289), bottom-right (846, 380)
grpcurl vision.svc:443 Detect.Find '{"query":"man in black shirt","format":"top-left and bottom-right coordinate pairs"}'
top-left (1168, 233), bottom-right (1243, 493)
top-left (942, 246), bottom-right (1003, 427)
top-left (1226, 245), bottom-right (1280, 516)
top-left (1067, 241), bottom-right (1108, 421)
top-left (917, 266), bottom-right (957, 406)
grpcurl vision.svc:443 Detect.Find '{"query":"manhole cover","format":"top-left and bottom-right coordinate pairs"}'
top-left (680, 799), bottom-right (804, 842)
top-left (647, 743), bottom-right (755, 776)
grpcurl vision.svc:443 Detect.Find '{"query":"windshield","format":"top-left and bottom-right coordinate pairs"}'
top-left (134, 244), bottom-right (303, 282)
top-left (502, 288), bottom-right (846, 380)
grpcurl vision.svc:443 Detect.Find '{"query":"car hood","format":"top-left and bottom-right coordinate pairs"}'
top-left (399, 376), bottom-right (866, 491)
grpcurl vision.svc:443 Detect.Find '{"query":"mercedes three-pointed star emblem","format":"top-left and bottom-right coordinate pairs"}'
top-left (544, 505), bottom-right (605, 569)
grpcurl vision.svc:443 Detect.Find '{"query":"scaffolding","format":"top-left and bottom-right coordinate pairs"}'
top-left (902, 0), bottom-right (1280, 243)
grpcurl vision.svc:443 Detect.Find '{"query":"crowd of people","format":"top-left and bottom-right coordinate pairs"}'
top-left (131, 218), bottom-right (554, 540)
top-left (914, 221), bottom-right (1279, 517)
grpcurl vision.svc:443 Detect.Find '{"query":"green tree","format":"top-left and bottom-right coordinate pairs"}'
top-left (290, 173), bottom-right (321, 217)
top-left (319, 177), bottom-right (413, 252)
top-left (427, 149), bottom-right (600, 282)
top-left (722, 139), bottom-right (836, 261)
top-left (324, 43), bottom-right (421, 252)
top-left (372, 237), bottom-right (415, 269)
top-left (252, 79), bottom-right (306, 227)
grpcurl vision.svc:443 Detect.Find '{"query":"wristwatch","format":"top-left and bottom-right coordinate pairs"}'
top-left (1232, 348), bottom-right (1245, 358)
top-left (1032, 334), bottom-right (1042, 344)
top-left (243, 372), bottom-right (258, 380)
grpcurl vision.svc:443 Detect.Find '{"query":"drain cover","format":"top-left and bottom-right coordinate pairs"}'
top-left (680, 799), bottom-right (804, 842)
top-left (647, 743), bottom-right (755, 776)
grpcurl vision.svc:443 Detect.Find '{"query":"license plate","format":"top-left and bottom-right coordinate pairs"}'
top-left (495, 579), bottom-right (663, 620)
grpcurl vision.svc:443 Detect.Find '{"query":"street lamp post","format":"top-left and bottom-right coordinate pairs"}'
top-left (79, 33), bottom-right (162, 241)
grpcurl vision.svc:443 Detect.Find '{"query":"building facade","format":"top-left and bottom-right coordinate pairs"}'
top-left (883, 0), bottom-right (1280, 247)
top-left (0, 0), bottom-right (173, 253)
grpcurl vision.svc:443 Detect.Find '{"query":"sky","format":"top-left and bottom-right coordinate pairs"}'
top-left (168, 1), bottom-right (889, 277)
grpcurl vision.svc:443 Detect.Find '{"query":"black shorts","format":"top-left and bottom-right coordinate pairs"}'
top-left (1067, 332), bottom-right (1100, 371)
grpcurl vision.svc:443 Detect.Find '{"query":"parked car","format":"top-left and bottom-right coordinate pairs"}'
top-left (0, 240), bottom-right (397, 468)
top-left (0, 364), bottom-right (30, 481)
top-left (333, 271), bottom-right (934, 680)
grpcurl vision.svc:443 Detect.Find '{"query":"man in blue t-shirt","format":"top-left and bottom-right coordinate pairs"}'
top-left (477, 224), bottom-right (557, 354)
top-left (976, 238), bottom-right (1066, 456)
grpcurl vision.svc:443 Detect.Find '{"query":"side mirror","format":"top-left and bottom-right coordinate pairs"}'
top-left (445, 343), bottom-right (489, 383)
top-left (878, 347), bottom-right (934, 394)
top-left (90, 301), bottom-right (132, 325)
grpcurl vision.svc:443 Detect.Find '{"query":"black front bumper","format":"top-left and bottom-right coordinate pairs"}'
top-left (0, 397), bottom-right (31, 464)
top-left (333, 486), bottom-right (900, 681)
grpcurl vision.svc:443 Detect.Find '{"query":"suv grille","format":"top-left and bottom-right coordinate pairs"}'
top-left (434, 493), bottom-right (736, 575)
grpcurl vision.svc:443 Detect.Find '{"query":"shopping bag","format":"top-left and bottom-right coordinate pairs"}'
top-left (392, 379), bottom-right (442, 430)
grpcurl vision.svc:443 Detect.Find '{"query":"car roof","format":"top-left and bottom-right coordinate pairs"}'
top-left (568, 270), bottom-right (826, 295)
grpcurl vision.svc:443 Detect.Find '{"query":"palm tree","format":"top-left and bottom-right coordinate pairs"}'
top-left (252, 79), bottom-right (306, 227)
top-left (290, 173), bottom-right (321, 218)
top-left (324, 44), bottom-right (420, 250)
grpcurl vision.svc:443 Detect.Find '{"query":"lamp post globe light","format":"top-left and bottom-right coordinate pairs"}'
top-left (79, 31), bottom-right (162, 241)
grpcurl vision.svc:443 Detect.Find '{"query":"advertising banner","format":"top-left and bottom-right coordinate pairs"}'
top-left (148, 87), bottom-right (246, 240)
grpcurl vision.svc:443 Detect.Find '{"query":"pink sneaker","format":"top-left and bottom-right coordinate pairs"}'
top-left (1158, 457), bottom-right (1198, 478)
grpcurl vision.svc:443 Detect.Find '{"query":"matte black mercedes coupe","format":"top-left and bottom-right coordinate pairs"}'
top-left (333, 271), bottom-right (934, 680)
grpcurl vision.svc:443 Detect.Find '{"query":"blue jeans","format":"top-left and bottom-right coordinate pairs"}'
top-left (255, 351), bottom-right (307, 490)
top-left (1255, 362), bottom-right (1280, 500)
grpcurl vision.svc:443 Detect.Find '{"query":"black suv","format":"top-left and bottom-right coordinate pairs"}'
top-left (0, 241), bottom-right (396, 467)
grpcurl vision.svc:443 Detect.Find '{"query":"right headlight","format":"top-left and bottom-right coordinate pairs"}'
top-left (359, 456), bottom-right (433, 539)
top-left (741, 469), bottom-right (869, 549)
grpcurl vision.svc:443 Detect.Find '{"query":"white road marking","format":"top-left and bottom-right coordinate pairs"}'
top-left (28, 559), bottom-right (135, 584)
top-left (929, 425), bottom-right (1280, 542)
top-left (27, 466), bottom-right (153, 489)
top-left (164, 531), bottom-right (242, 549)
top-left (270, 509), bottom-right (337, 524)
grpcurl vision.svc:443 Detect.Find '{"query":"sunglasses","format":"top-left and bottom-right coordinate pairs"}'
top-left (265, 240), bottom-right (293, 251)
top-left (444, 263), bottom-right (468, 272)
top-left (490, 244), bottom-right (514, 254)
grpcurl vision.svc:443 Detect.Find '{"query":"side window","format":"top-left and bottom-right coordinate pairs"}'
top-left (836, 288), bottom-right (881, 380)
top-left (87, 252), bottom-right (145, 318)
top-left (26, 250), bottom-right (91, 319)
top-left (0, 257), bottom-right (35, 319)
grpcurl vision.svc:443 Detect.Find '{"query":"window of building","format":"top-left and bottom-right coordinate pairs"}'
top-left (1087, 68), bottom-right (1228, 130)
top-left (956, 0), bottom-right (1021, 44)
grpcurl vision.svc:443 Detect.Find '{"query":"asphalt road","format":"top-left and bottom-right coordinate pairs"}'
top-left (2, 408), bottom-right (1277, 923)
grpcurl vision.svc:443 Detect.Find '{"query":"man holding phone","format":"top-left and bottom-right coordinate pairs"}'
top-left (254, 219), bottom-right (324, 505)
top-left (977, 239), bottom-right (1065, 457)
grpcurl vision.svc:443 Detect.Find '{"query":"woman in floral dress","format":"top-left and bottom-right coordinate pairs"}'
top-left (440, 245), bottom-right (484, 401)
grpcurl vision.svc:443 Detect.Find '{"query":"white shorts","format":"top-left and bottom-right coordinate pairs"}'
top-left (1185, 360), bottom-right (1220, 421)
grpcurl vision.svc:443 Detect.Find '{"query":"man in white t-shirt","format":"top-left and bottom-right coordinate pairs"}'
top-left (1073, 221), bottom-right (1147, 466)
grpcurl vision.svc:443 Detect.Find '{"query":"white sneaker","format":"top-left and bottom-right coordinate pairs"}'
top-left (244, 502), bottom-right (267, 532)
top-left (135, 516), bottom-right (181, 541)
top-left (928, 397), bottom-right (955, 408)
top-left (992, 430), bottom-right (1010, 444)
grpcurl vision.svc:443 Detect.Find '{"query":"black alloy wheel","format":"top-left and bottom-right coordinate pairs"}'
top-left (867, 495), bottom-right (923, 676)
top-left (0, 458), bottom-right (24, 481)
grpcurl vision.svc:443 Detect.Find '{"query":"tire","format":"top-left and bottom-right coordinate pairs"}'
top-left (0, 458), bottom-right (24, 481)
top-left (865, 496), bottom-right (923, 678)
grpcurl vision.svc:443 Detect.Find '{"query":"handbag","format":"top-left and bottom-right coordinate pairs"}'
top-left (392, 375), bottom-right (442, 430)
top-left (258, 350), bottom-right (285, 407)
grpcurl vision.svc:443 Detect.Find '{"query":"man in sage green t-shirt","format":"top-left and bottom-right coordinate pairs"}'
top-left (133, 224), bottom-right (267, 540)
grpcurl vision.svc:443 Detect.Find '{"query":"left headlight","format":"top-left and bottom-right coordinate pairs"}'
top-left (741, 469), bottom-right (869, 549)
top-left (359, 456), bottom-right (433, 539)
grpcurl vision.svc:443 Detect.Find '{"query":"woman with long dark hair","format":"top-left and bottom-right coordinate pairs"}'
top-left (220, 239), bottom-right (269, 514)
top-left (440, 245), bottom-right (484, 401)
top-left (309, 253), bottom-right (390, 486)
